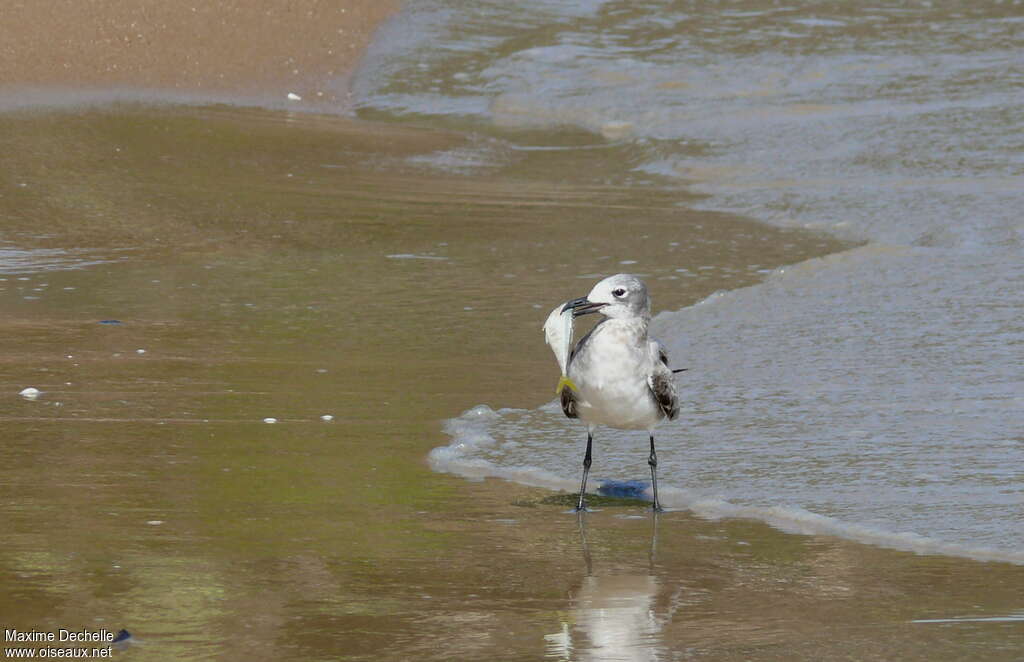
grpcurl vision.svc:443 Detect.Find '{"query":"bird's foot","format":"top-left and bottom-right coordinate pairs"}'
top-left (571, 498), bottom-right (600, 514)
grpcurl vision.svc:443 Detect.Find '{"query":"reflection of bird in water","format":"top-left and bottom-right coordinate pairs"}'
top-left (545, 517), bottom-right (674, 662)
top-left (554, 274), bottom-right (681, 512)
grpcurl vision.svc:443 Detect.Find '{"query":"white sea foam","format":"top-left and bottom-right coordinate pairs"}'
top-left (433, 405), bottom-right (1024, 565)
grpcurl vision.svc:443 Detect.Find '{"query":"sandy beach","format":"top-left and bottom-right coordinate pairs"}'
top-left (1, 3), bottom-right (1022, 661)
top-left (0, 0), bottom-right (395, 108)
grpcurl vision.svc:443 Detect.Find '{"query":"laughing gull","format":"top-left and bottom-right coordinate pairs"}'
top-left (556, 274), bottom-right (680, 512)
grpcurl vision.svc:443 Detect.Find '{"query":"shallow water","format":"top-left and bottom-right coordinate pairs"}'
top-left (359, 0), bottom-right (1024, 560)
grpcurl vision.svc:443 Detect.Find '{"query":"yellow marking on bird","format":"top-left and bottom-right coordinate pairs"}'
top-left (556, 375), bottom-right (578, 394)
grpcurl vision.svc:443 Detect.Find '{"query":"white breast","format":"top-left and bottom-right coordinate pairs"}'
top-left (567, 320), bottom-right (663, 431)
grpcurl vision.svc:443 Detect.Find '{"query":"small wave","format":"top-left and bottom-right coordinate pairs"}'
top-left (432, 405), bottom-right (1024, 566)
top-left (0, 246), bottom-right (121, 274)
top-left (912, 613), bottom-right (1024, 624)
top-left (385, 253), bottom-right (449, 261)
top-left (430, 405), bottom-right (579, 492)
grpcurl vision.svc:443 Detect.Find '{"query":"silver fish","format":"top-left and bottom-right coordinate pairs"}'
top-left (543, 301), bottom-right (576, 393)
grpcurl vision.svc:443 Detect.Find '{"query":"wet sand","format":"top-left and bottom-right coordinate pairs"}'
top-left (1, 6), bottom-right (1022, 662)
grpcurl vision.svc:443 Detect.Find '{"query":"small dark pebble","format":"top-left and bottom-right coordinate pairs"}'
top-left (112, 629), bottom-right (131, 643)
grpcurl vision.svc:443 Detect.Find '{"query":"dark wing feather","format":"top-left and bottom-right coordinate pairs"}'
top-left (651, 341), bottom-right (680, 421)
top-left (649, 372), bottom-right (679, 421)
top-left (560, 384), bottom-right (578, 419)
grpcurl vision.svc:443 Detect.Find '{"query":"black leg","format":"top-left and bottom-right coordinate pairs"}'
top-left (576, 432), bottom-right (593, 512)
top-left (648, 435), bottom-right (663, 512)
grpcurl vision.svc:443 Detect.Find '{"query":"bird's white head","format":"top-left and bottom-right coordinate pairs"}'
top-left (563, 273), bottom-right (651, 321)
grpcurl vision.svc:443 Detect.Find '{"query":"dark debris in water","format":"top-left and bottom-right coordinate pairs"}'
top-left (597, 479), bottom-right (650, 500)
top-left (522, 492), bottom-right (651, 509)
top-left (513, 480), bottom-right (653, 508)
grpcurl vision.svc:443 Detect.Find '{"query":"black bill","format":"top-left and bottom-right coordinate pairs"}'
top-left (562, 296), bottom-right (607, 318)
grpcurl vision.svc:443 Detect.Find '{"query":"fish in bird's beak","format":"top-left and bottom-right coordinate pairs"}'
top-left (562, 296), bottom-right (607, 318)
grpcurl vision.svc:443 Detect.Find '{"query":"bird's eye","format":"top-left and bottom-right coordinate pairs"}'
top-left (612, 288), bottom-right (626, 297)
